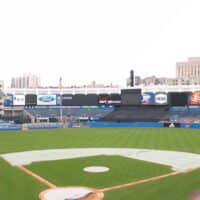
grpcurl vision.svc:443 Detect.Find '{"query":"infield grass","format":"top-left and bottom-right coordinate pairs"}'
top-left (27, 155), bottom-right (171, 189)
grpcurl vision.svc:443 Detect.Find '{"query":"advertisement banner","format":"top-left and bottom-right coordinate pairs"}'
top-left (4, 95), bottom-right (13, 106)
top-left (189, 91), bottom-right (200, 105)
top-left (37, 95), bottom-right (57, 105)
top-left (98, 94), bottom-right (121, 105)
top-left (142, 92), bottom-right (155, 105)
top-left (155, 92), bottom-right (168, 105)
top-left (13, 95), bottom-right (25, 106)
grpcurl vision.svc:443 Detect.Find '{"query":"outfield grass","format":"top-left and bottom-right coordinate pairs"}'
top-left (0, 128), bottom-right (200, 154)
top-left (27, 155), bottom-right (171, 189)
top-left (0, 128), bottom-right (200, 200)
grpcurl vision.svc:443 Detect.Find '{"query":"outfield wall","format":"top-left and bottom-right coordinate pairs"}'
top-left (69, 121), bottom-right (200, 129)
top-left (87, 122), bottom-right (164, 128)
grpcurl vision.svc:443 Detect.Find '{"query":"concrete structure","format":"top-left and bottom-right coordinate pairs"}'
top-left (3, 84), bottom-right (200, 95)
top-left (11, 74), bottom-right (41, 88)
top-left (176, 57), bottom-right (200, 85)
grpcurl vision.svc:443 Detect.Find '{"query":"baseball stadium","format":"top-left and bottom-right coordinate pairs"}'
top-left (0, 85), bottom-right (200, 200)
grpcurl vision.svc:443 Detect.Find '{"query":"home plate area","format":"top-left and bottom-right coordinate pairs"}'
top-left (2, 148), bottom-right (200, 200)
top-left (39, 187), bottom-right (104, 200)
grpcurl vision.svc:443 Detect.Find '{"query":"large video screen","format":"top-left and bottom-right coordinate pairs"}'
top-left (121, 89), bottom-right (141, 105)
top-left (73, 94), bottom-right (98, 106)
top-left (25, 94), bottom-right (37, 106)
top-left (189, 91), bottom-right (200, 105)
top-left (155, 92), bottom-right (168, 105)
top-left (62, 94), bottom-right (98, 106)
top-left (37, 95), bottom-right (57, 105)
top-left (141, 92), bottom-right (155, 105)
top-left (168, 92), bottom-right (188, 106)
top-left (13, 95), bottom-right (25, 106)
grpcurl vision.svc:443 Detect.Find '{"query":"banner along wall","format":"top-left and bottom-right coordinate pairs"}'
top-left (13, 95), bottom-right (25, 106)
top-left (189, 91), bottom-right (200, 105)
top-left (142, 92), bottom-right (155, 105)
top-left (155, 92), bottom-right (168, 105)
top-left (37, 95), bottom-right (57, 105)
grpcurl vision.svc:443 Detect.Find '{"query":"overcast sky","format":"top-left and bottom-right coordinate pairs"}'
top-left (0, 0), bottom-right (200, 87)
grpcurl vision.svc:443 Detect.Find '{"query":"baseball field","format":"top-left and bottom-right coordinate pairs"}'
top-left (1, 127), bottom-right (200, 200)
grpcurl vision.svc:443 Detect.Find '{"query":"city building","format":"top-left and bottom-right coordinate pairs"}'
top-left (176, 57), bottom-right (200, 85)
top-left (11, 74), bottom-right (41, 88)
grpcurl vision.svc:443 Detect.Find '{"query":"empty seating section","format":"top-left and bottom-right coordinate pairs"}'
top-left (167, 107), bottom-right (200, 123)
top-left (25, 107), bottom-right (114, 120)
top-left (101, 106), bottom-right (169, 122)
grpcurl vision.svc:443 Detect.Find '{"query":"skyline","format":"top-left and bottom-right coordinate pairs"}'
top-left (1, 0), bottom-right (200, 87)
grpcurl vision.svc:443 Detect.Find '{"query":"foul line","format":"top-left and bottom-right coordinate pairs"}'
top-left (100, 171), bottom-right (181, 192)
top-left (17, 165), bottom-right (57, 189)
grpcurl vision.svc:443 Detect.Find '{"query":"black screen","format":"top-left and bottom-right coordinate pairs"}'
top-left (168, 92), bottom-right (188, 106)
top-left (62, 94), bottom-right (74, 106)
top-left (62, 94), bottom-right (98, 106)
top-left (25, 94), bottom-right (37, 106)
top-left (121, 89), bottom-right (141, 105)
top-left (73, 94), bottom-right (98, 106)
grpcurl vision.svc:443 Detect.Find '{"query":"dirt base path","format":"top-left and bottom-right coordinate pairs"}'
top-left (100, 171), bottom-right (180, 192)
top-left (17, 165), bottom-right (57, 189)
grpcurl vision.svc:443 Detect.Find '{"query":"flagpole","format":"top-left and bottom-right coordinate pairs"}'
top-left (59, 77), bottom-right (63, 122)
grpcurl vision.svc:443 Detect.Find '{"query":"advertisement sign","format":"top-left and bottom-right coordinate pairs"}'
top-left (13, 95), bottom-right (25, 106)
top-left (37, 95), bottom-right (56, 105)
top-left (4, 95), bottom-right (13, 106)
top-left (155, 92), bottom-right (168, 105)
top-left (189, 91), bottom-right (200, 105)
top-left (56, 95), bottom-right (61, 106)
top-left (98, 94), bottom-right (121, 105)
top-left (142, 92), bottom-right (155, 105)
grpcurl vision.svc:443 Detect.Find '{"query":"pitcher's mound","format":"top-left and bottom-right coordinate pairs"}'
top-left (39, 186), bottom-right (104, 200)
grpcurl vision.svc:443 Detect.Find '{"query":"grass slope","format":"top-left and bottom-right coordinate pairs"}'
top-left (28, 155), bottom-right (171, 189)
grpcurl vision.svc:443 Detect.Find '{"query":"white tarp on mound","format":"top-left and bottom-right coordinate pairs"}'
top-left (2, 148), bottom-right (200, 171)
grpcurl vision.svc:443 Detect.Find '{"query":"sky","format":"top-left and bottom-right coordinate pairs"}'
top-left (0, 0), bottom-right (200, 87)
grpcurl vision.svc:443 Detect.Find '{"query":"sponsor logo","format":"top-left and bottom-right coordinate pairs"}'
top-left (62, 96), bottom-right (73, 100)
top-left (142, 93), bottom-right (154, 104)
top-left (155, 93), bottom-right (167, 104)
top-left (13, 95), bottom-right (25, 105)
top-left (38, 95), bottom-right (56, 103)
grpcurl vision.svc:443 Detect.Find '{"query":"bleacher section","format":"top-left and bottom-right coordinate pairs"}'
top-left (25, 106), bottom-right (114, 121)
top-left (0, 120), bottom-right (21, 130)
top-left (167, 107), bottom-right (200, 123)
top-left (101, 106), bottom-right (169, 122)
